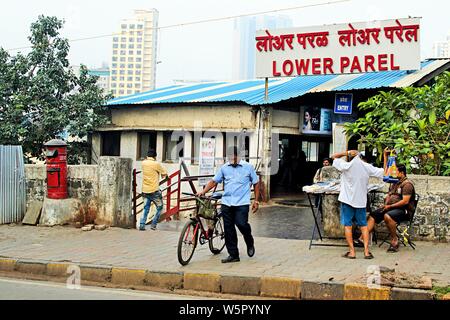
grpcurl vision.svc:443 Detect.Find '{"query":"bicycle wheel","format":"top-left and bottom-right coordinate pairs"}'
top-left (177, 220), bottom-right (198, 266)
top-left (209, 216), bottom-right (226, 254)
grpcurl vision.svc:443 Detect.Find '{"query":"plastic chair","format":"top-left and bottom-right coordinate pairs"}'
top-left (377, 193), bottom-right (419, 250)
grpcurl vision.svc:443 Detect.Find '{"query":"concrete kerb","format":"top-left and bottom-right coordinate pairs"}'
top-left (184, 272), bottom-right (221, 293)
top-left (0, 258), bottom-right (18, 272)
top-left (344, 283), bottom-right (391, 300)
top-left (260, 276), bottom-right (302, 299)
top-left (144, 270), bottom-right (184, 290)
top-left (79, 264), bottom-right (112, 283)
top-left (220, 275), bottom-right (261, 296)
top-left (15, 259), bottom-right (47, 275)
top-left (0, 258), bottom-right (442, 299)
top-left (301, 281), bottom-right (345, 300)
top-left (46, 262), bottom-right (72, 277)
top-left (391, 287), bottom-right (436, 300)
top-left (111, 267), bottom-right (146, 286)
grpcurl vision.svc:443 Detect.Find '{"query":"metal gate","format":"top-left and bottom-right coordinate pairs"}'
top-left (0, 145), bottom-right (26, 224)
top-left (131, 160), bottom-right (263, 226)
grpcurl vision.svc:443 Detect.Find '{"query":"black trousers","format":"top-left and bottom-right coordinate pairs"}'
top-left (221, 205), bottom-right (254, 258)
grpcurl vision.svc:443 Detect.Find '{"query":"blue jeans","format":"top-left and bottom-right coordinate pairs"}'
top-left (140, 191), bottom-right (163, 228)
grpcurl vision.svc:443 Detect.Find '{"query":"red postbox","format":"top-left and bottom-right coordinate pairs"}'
top-left (44, 139), bottom-right (68, 199)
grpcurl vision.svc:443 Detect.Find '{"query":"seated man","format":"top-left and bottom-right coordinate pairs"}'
top-left (366, 162), bottom-right (416, 253)
top-left (313, 157), bottom-right (333, 207)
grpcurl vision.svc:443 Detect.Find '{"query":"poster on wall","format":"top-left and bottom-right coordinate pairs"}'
top-left (198, 137), bottom-right (216, 186)
top-left (332, 123), bottom-right (348, 154)
top-left (302, 107), bottom-right (332, 135)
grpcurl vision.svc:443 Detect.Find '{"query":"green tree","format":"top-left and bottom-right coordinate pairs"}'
top-left (345, 71), bottom-right (450, 176)
top-left (0, 15), bottom-right (111, 164)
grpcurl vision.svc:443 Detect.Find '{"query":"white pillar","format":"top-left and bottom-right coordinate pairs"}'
top-left (183, 131), bottom-right (193, 165)
top-left (249, 132), bottom-right (258, 167)
top-left (214, 132), bottom-right (224, 166)
top-left (156, 131), bottom-right (164, 162)
top-left (120, 131), bottom-right (138, 168)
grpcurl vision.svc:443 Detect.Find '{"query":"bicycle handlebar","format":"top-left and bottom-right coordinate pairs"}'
top-left (182, 192), bottom-right (221, 201)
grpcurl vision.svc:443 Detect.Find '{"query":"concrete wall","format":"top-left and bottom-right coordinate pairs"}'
top-left (24, 158), bottom-right (133, 228)
top-left (110, 105), bottom-right (257, 130)
top-left (25, 165), bottom-right (98, 205)
top-left (375, 175), bottom-right (450, 242)
top-left (97, 157), bottom-right (133, 228)
top-left (320, 166), bottom-right (450, 242)
top-left (272, 109), bottom-right (300, 135)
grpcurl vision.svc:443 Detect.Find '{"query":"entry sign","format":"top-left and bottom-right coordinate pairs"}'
top-left (334, 93), bottom-right (353, 115)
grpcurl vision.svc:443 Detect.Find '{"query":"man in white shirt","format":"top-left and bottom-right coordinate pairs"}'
top-left (331, 150), bottom-right (384, 259)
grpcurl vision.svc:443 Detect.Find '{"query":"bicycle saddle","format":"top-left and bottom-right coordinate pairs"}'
top-left (211, 192), bottom-right (223, 200)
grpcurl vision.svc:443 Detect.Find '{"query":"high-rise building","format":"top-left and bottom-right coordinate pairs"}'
top-left (432, 35), bottom-right (450, 58)
top-left (87, 68), bottom-right (110, 93)
top-left (232, 15), bottom-right (293, 80)
top-left (71, 65), bottom-right (110, 93)
top-left (110, 9), bottom-right (159, 97)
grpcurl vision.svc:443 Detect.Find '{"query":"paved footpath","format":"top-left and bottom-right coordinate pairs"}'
top-left (0, 224), bottom-right (448, 289)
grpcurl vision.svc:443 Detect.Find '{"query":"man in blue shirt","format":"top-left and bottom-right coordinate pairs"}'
top-left (197, 146), bottom-right (260, 263)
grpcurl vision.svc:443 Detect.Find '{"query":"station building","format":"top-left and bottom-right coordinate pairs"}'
top-left (91, 58), bottom-right (450, 200)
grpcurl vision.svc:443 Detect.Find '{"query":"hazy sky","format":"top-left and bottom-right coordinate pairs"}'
top-left (2, 0), bottom-right (449, 87)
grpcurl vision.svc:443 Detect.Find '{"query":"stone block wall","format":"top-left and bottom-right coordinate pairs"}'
top-left (321, 166), bottom-right (450, 242)
top-left (24, 157), bottom-right (133, 228)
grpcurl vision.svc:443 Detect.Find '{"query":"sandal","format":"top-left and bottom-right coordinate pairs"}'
top-left (387, 244), bottom-right (399, 253)
top-left (364, 252), bottom-right (374, 259)
top-left (342, 252), bottom-right (356, 259)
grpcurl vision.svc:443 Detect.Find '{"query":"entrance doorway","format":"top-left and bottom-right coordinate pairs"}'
top-left (271, 134), bottom-right (332, 199)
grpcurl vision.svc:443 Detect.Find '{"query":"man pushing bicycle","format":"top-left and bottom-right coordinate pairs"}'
top-left (197, 146), bottom-right (260, 263)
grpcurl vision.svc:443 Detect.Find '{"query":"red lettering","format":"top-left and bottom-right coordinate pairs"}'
top-left (282, 60), bottom-right (294, 76)
top-left (323, 58), bottom-right (334, 74)
top-left (312, 58), bottom-right (321, 75)
top-left (390, 54), bottom-right (400, 70)
top-left (340, 57), bottom-right (350, 73)
top-left (295, 59), bottom-right (310, 75)
top-left (272, 61), bottom-right (281, 76)
top-left (350, 56), bottom-right (362, 73)
top-left (378, 54), bottom-right (388, 71)
top-left (364, 55), bottom-right (376, 72)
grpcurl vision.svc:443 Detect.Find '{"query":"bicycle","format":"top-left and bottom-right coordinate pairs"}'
top-left (177, 192), bottom-right (226, 266)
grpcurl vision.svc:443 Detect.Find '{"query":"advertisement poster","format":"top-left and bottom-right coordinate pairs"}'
top-left (332, 123), bottom-right (348, 154)
top-left (198, 137), bottom-right (216, 186)
top-left (302, 107), bottom-right (332, 135)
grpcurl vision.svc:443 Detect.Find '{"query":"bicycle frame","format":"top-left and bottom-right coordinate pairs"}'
top-left (186, 216), bottom-right (212, 244)
top-left (182, 192), bottom-right (221, 243)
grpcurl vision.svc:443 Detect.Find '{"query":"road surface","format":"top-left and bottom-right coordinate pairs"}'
top-left (0, 277), bottom-right (219, 300)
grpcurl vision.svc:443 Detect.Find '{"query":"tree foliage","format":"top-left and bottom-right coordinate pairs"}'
top-left (0, 15), bottom-right (111, 164)
top-left (345, 71), bottom-right (450, 176)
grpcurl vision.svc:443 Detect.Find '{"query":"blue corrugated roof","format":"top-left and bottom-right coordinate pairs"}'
top-left (107, 59), bottom-right (449, 107)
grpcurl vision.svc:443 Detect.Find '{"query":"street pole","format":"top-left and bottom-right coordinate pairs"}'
top-left (264, 77), bottom-right (269, 102)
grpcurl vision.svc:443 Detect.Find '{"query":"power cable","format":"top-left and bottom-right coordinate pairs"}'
top-left (5, 0), bottom-right (350, 51)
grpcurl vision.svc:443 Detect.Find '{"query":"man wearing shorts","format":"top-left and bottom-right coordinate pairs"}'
top-left (366, 162), bottom-right (415, 253)
top-left (331, 150), bottom-right (385, 259)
